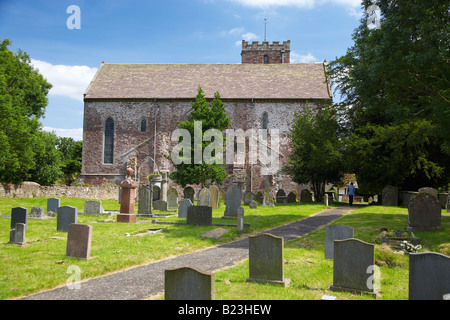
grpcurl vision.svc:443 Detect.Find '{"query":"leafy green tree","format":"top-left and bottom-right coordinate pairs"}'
top-left (0, 38), bottom-right (52, 183)
top-left (167, 86), bottom-right (230, 188)
top-left (57, 137), bottom-right (82, 185)
top-left (328, 0), bottom-right (449, 191)
top-left (283, 104), bottom-right (345, 202)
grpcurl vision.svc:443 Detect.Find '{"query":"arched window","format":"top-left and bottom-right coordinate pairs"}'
top-left (140, 116), bottom-right (147, 133)
top-left (104, 117), bottom-right (114, 164)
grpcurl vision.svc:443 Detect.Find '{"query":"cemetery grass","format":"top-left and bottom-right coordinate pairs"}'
top-left (0, 197), bottom-right (326, 299)
top-left (214, 205), bottom-right (450, 300)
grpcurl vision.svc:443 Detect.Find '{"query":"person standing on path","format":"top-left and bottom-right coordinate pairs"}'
top-left (347, 182), bottom-right (356, 206)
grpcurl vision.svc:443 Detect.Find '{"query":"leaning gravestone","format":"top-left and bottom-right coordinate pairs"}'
top-left (198, 187), bottom-right (211, 206)
top-left (409, 252), bottom-right (450, 300)
top-left (209, 185), bottom-right (219, 209)
top-left (249, 200), bottom-right (257, 209)
top-left (330, 238), bottom-right (376, 295)
top-left (11, 207), bottom-right (28, 230)
top-left (262, 187), bottom-right (275, 207)
top-left (382, 185), bottom-right (398, 206)
top-left (167, 187), bottom-right (179, 210)
top-left (30, 207), bottom-right (45, 219)
top-left (66, 224), bottom-right (92, 259)
top-left (84, 200), bottom-right (104, 215)
top-left (178, 198), bottom-right (193, 219)
top-left (57, 206), bottom-right (77, 232)
top-left (247, 233), bottom-right (289, 286)
top-left (224, 186), bottom-right (242, 217)
top-left (47, 197), bottom-right (60, 214)
top-left (324, 225), bottom-right (354, 260)
top-left (9, 223), bottom-right (26, 245)
top-left (165, 266), bottom-right (214, 300)
top-left (300, 189), bottom-right (313, 203)
top-left (408, 193), bottom-right (441, 230)
top-left (187, 206), bottom-right (212, 226)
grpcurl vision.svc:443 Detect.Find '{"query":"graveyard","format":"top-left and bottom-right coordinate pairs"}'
top-left (0, 194), bottom-right (449, 300)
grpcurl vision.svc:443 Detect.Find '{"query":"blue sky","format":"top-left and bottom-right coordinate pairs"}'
top-left (0, 0), bottom-right (365, 140)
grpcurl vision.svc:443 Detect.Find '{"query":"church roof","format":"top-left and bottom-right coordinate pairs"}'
top-left (84, 63), bottom-right (332, 101)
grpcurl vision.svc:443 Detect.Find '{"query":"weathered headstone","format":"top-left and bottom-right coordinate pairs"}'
top-left (382, 185), bottom-right (398, 206)
top-left (187, 206), bottom-right (212, 226)
top-left (178, 198), bottom-right (193, 219)
top-left (9, 223), bottom-right (26, 245)
top-left (167, 187), bottom-right (179, 210)
top-left (324, 225), bottom-right (354, 260)
top-left (255, 191), bottom-right (263, 203)
top-left (198, 187), bottom-right (211, 206)
top-left (249, 200), bottom-right (257, 209)
top-left (66, 224), bottom-right (92, 259)
top-left (408, 193), bottom-right (441, 230)
top-left (247, 233), bottom-right (289, 286)
top-left (418, 187), bottom-right (438, 199)
top-left (224, 186), bottom-right (242, 217)
top-left (11, 207), bottom-right (28, 230)
top-left (276, 189), bottom-right (286, 204)
top-left (183, 186), bottom-right (195, 203)
top-left (30, 207), bottom-right (45, 219)
top-left (287, 191), bottom-right (297, 203)
top-left (330, 238), bottom-right (375, 294)
top-left (57, 206), bottom-right (77, 232)
top-left (262, 187), bottom-right (275, 207)
top-left (209, 185), bottom-right (219, 209)
top-left (47, 197), bottom-right (60, 213)
top-left (165, 267), bottom-right (214, 300)
top-left (152, 185), bottom-right (161, 201)
top-left (153, 200), bottom-right (168, 211)
top-left (243, 190), bottom-right (255, 206)
top-left (84, 200), bottom-right (104, 215)
top-left (237, 207), bottom-right (244, 232)
top-left (409, 252), bottom-right (450, 300)
top-left (300, 189), bottom-right (313, 203)
top-left (138, 184), bottom-right (152, 215)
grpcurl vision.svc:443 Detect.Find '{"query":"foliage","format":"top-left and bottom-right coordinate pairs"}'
top-left (283, 104), bottom-right (345, 202)
top-left (328, 0), bottom-right (450, 192)
top-left (167, 86), bottom-right (230, 187)
top-left (57, 136), bottom-right (82, 185)
top-left (0, 38), bottom-right (52, 183)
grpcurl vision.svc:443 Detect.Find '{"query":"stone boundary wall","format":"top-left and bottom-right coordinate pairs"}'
top-left (0, 182), bottom-right (118, 200)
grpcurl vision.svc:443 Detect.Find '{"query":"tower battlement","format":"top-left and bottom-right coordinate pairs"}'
top-left (241, 40), bottom-right (291, 64)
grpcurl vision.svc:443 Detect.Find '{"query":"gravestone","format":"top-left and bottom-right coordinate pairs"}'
top-left (276, 189), bottom-right (286, 204)
top-left (243, 190), bottom-right (255, 205)
top-left (447, 194), bottom-right (450, 212)
top-left (224, 186), bottom-right (242, 217)
top-left (11, 207), bottom-right (28, 230)
top-left (165, 267), bottom-right (214, 300)
top-left (409, 252), bottom-right (450, 300)
top-left (300, 189), bottom-right (313, 203)
top-left (255, 191), bottom-right (263, 203)
top-left (287, 192), bottom-right (297, 203)
top-left (418, 187), bottom-right (438, 199)
top-left (178, 198), bottom-right (193, 219)
top-left (117, 168), bottom-right (138, 223)
top-left (382, 185), bottom-right (398, 206)
top-left (47, 198), bottom-right (60, 213)
top-left (237, 207), bottom-right (244, 232)
top-left (84, 200), bottom-right (104, 215)
top-left (325, 191), bottom-right (335, 204)
top-left (324, 194), bottom-right (329, 206)
top-left (9, 223), bottom-right (26, 245)
top-left (57, 206), bottom-right (78, 232)
top-left (209, 185), bottom-right (219, 209)
top-left (262, 187), bottom-right (275, 207)
top-left (66, 224), bottom-right (92, 259)
top-left (153, 200), bottom-right (168, 211)
top-left (219, 189), bottom-right (226, 204)
top-left (152, 185), bottom-right (161, 201)
top-left (183, 186), bottom-right (195, 203)
top-left (198, 187), bottom-right (211, 206)
top-left (30, 207), bottom-right (45, 219)
top-left (408, 193), bottom-right (441, 230)
top-left (330, 238), bottom-right (375, 294)
top-left (324, 225), bottom-right (354, 260)
top-left (167, 187), bottom-right (179, 210)
top-left (249, 200), bottom-right (257, 209)
top-left (138, 184), bottom-right (152, 215)
top-left (187, 206), bottom-right (212, 226)
top-left (247, 233), bottom-right (288, 286)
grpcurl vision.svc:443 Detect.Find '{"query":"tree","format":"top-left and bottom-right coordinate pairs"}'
top-left (328, 0), bottom-right (450, 191)
top-left (57, 137), bottom-right (83, 185)
top-left (0, 38), bottom-right (52, 183)
top-left (283, 104), bottom-right (345, 202)
top-left (166, 86), bottom-right (230, 188)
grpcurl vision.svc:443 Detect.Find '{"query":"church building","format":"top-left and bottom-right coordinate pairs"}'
top-left (81, 40), bottom-right (332, 197)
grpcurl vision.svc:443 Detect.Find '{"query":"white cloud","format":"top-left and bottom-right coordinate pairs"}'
top-left (43, 127), bottom-right (83, 141)
top-left (235, 32), bottom-right (260, 45)
top-left (31, 59), bottom-right (98, 102)
top-left (228, 0), bottom-right (361, 9)
top-left (290, 52), bottom-right (318, 63)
